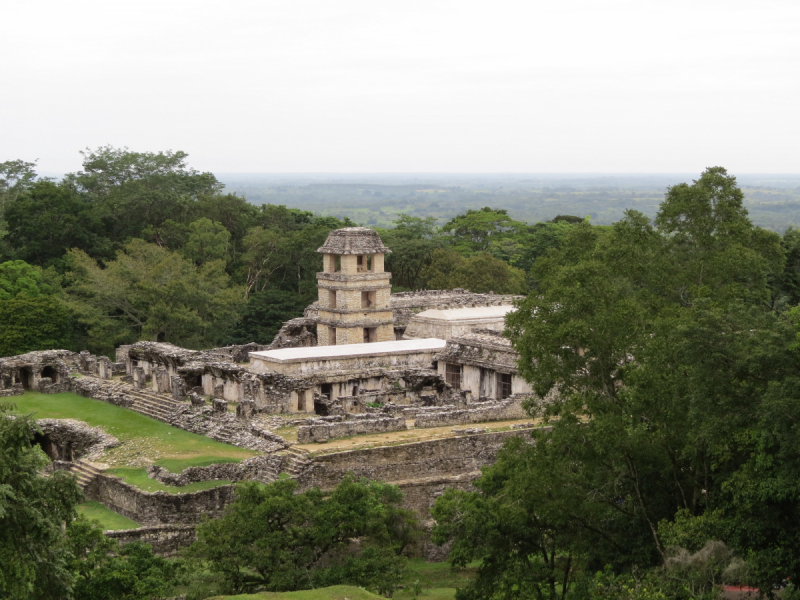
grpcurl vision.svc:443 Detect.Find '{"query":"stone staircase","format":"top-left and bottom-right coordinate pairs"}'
top-left (80, 375), bottom-right (184, 423)
top-left (68, 459), bottom-right (106, 490)
top-left (125, 388), bottom-right (183, 423)
top-left (280, 447), bottom-right (313, 478)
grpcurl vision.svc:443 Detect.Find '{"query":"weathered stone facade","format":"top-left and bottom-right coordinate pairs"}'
top-left (316, 227), bottom-right (395, 345)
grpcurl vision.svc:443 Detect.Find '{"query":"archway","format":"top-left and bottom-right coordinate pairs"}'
top-left (41, 365), bottom-right (58, 384)
top-left (19, 367), bottom-right (33, 389)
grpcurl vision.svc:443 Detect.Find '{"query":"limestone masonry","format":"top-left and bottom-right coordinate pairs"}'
top-left (1, 226), bottom-right (550, 558)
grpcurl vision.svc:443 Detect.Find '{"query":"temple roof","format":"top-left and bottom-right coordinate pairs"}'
top-left (317, 227), bottom-right (392, 255)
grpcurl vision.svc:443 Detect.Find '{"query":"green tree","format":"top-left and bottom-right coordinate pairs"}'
top-left (379, 215), bottom-right (445, 290)
top-left (0, 403), bottom-right (83, 599)
top-left (223, 288), bottom-right (308, 345)
top-left (66, 239), bottom-right (242, 351)
top-left (71, 146), bottom-right (222, 246)
top-left (65, 516), bottom-right (177, 600)
top-left (187, 475), bottom-right (416, 595)
top-left (0, 260), bottom-right (55, 301)
top-left (4, 180), bottom-right (107, 267)
top-left (184, 218), bottom-right (231, 265)
top-left (432, 436), bottom-right (594, 600)
top-left (441, 207), bottom-right (524, 254)
top-left (0, 295), bottom-right (76, 356)
top-left (421, 249), bottom-right (527, 294)
top-left (0, 160), bottom-right (38, 254)
top-left (499, 168), bottom-right (793, 590)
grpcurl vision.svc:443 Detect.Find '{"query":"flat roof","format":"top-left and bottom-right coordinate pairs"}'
top-left (250, 338), bottom-right (447, 363)
top-left (413, 305), bottom-right (515, 321)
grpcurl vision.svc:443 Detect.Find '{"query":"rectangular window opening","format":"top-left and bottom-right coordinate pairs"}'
top-left (497, 373), bottom-right (513, 399)
top-left (329, 327), bottom-right (337, 345)
top-left (363, 327), bottom-right (377, 343)
top-left (445, 364), bottom-right (462, 390)
top-left (361, 290), bottom-right (376, 308)
top-left (329, 289), bottom-right (337, 308)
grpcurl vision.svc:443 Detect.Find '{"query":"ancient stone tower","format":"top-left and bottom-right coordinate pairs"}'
top-left (316, 227), bottom-right (395, 346)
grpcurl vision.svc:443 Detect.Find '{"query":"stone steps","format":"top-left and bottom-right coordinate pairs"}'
top-left (127, 390), bottom-right (182, 423)
top-left (100, 379), bottom-right (184, 422)
top-left (68, 459), bottom-right (106, 489)
top-left (280, 447), bottom-right (312, 477)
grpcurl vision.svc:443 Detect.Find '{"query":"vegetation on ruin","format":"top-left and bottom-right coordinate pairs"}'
top-left (0, 402), bottom-right (179, 599)
top-left (13, 391), bottom-right (255, 484)
top-left (77, 501), bottom-right (140, 530)
top-left (184, 475), bottom-right (421, 598)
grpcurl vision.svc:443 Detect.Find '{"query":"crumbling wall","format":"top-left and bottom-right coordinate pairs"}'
top-left (297, 415), bottom-right (407, 443)
top-left (105, 525), bottom-right (197, 556)
top-left (297, 429), bottom-right (534, 490)
top-left (36, 419), bottom-right (119, 461)
top-left (413, 398), bottom-right (527, 428)
top-left (87, 474), bottom-right (236, 525)
top-left (146, 455), bottom-right (283, 486)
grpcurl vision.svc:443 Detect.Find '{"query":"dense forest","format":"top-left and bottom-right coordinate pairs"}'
top-left (0, 147), bottom-right (585, 357)
top-left (3, 150), bottom-right (800, 599)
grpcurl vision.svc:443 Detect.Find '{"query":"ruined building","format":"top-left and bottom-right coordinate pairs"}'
top-left (1, 226), bottom-right (547, 557)
top-left (316, 227), bottom-right (395, 345)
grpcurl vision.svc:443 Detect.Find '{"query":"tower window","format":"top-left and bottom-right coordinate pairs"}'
top-left (363, 327), bottom-right (377, 343)
top-left (329, 327), bottom-right (337, 345)
top-left (329, 289), bottom-right (337, 308)
top-left (361, 290), bottom-right (376, 308)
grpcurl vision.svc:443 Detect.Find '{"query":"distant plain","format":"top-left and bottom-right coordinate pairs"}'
top-left (218, 174), bottom-right (800, 232)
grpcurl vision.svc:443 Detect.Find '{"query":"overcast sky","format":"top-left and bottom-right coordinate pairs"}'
top-left (2, 0), bottom-right (798, 174)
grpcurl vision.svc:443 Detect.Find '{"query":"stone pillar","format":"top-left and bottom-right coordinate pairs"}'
top-left (97, 357), bottom-right (113, 380)
top-left (213, 383), bottom-right (225, 399)
top-left (153, 366), bottom-right (170, 394)
top-left (171, 376), bottom-right (187, 401)
top-left (133, 367), bottom-right (146, 390)
top-left (189, 392), bottom-right (206, 407)
top-left (237, 400), bottom-right (255, 420)
top-left (212, 398), bottom-right (227, 414)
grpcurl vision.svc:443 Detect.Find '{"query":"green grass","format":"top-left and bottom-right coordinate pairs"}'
top-left (105, 467), bottom-right (234, 493)
top-left (77, 501), bottom-right (139, 530)
top-left (12, 391), bottom-right (256, 467)
top-left (393, 559), bottom-right (478, 600)
top-left (210, 586), bottom-right (383, 599)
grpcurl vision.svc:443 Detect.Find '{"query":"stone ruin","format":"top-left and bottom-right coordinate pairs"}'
top-left (0, 226), bottom-right (551, 557)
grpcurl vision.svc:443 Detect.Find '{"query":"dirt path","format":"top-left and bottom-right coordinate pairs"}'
top-left (295, 418), bottom-right (543, 455)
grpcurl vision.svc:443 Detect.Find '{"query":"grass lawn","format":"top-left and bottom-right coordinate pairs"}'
top-left (210, 586), bottom-right (383, 600)
top-left (393, 559), bottom-right (477, 600)
top-left (77, 501), bottom-right (139, 530)
top-left (106, 467), bottom-right (234, 493)
top-left (12, 391), bottom-right (257, 489)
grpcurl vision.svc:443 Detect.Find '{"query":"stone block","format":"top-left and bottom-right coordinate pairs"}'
top-left (212, 398), bottom-right (227, 414)
top-left (171, 376), bottom-right (187, 401)
top-left (237, 400), bottom-right (255, 420)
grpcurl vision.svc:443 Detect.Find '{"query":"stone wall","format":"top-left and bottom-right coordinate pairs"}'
top-left (71, 377), bottom-right (134, 408)
top-left (105, 525), bottom-right (197, 556)
top-left (297, 428), bottom-right (534, 490)
top-left (297, 415), bottom-right (407, 443)
top-left (36, 418), bottom-right (119, 461)
top-left (413, 398), bottom-right (527, 428)
top-left (88, 474), bottom-right (236, 525)
top-left (146, 455), bottom-right (283, 486)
